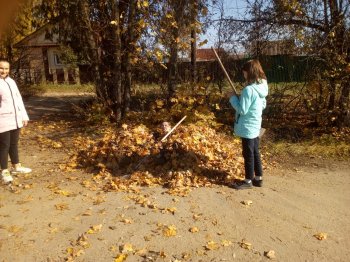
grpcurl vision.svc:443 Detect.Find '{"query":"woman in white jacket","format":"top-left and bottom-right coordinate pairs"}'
top-left (0, 60), bottom-right (31, 184)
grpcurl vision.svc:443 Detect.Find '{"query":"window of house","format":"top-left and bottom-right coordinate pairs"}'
top-left (54, 54), bottom-right (62, 65)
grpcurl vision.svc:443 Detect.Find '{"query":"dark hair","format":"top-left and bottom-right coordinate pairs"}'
top-left (242, 59), bottom-right (266, 84)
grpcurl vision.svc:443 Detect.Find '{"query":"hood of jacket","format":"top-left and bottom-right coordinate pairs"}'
top-left (251, 79), bottom-right (268, 98)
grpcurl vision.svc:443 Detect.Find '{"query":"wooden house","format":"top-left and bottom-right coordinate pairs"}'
top-left (14, 24), bottom-right (80, 85)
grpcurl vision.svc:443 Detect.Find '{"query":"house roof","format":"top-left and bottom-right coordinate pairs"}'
top-left (179, 48), bottom-right (245, 62)
top-left (14, 24), bottom-right (59, 48)
top-left (196, 48), bottom-right (218, 61)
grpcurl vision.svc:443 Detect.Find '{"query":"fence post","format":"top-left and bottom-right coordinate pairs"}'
top-left (41, 68), bottom-right (46, 84)
top-left (74, 67), bottom-right (81, 85)
top-left (52, 69), bottom-right (58, 84)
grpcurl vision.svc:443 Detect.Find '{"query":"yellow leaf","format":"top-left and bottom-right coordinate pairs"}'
top-left (66, 247), bottom-right (74, 255)
top-left (240, 239), bottom-right (252, 250)
top-left (241, 200), bottom-right (253, 206)
top-left (139, 19), bottom-right (146, 28)
top-left (52, 142), bottom-right (63, 148)
top-left (121, 218), bottom-right (133, 224)
top-left (135, 137), bottom-right (144, 145)
top-left (121, 243), bottom-right (134, 253)
top-left (199, 39), bottom-right (208, 47)
top-left (170, 97), bottom-right (178, 103)
top-left (264, 250), bottom-right (276, 259)
top-left (189, 227), bottom-right (199, 233)
top-left (314, 232), bottom-right (327, 240)
top-left (86, 229), bottom-right (95, 234)
top-left (87, 224), bottom-right (102, 234)
top-left (114, 254), bottom-right (128, 262)
top-left (54, 189), bottom-right (71, 196)
top-left (92, 224), bottom-right (102, 231)
top-left (166, 207), bottom-right (177, 214)
top-left (205, 241), bottom-right (220, 250)
top-left (155, 99), bottom-right (164, 108)
top-left (109, 245), bottom-right (118, 252)
top-left (7, 225), bottom-right (23, 233)
top-left (49, 227), bottom-right (58, 234)
top-left (192, 214), bottom-right (201, 220)
top-left (159, 250), bottom-right (167, 258)
top-left (163, 225), bottom-right (177, 237)
top-left (76, 250), bottom-right (85, 257)
top-left (55, 203), bottom-right (69, 210)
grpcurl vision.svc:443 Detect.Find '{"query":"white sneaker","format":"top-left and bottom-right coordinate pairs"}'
top-left (1, 169), bottom-right (13, 184)
top-left (10, 163), bottom-right (32, 174)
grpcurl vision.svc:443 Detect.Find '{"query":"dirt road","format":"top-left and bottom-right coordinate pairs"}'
top-left (0, 95), bottom-right (349, 262)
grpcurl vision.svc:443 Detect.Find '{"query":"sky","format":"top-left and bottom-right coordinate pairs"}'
top-left (201, 0), bottom-right (248, 48)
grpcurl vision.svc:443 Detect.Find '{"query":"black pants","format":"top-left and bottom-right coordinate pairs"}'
top-left (241, 137), bottom-right (263, 180)
top-left (0, 129), bottom-right (20, 170)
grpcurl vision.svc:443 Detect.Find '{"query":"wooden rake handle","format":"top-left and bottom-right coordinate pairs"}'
top-left (211, 47), bottom-right (237, 95)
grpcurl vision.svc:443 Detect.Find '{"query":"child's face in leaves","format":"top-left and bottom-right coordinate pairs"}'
top-left (161, 122), bottom-right (171, 133)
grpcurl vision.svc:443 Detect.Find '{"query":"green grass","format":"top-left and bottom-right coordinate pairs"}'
top-left (21, 83), bottom-right (95, 97)
top-left (265, 135), bottom-right (350, 159)
top-left (36, 83), bottom-right (95, 93)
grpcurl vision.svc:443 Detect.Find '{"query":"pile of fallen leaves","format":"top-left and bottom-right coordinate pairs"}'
top-left (69, 122), bottom-right (256, 195)
top-left (65, 92), bottom-right (269, 195)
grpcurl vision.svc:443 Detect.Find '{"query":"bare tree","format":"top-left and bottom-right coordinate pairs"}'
top-left (214, 0), bottom-right (350, 127)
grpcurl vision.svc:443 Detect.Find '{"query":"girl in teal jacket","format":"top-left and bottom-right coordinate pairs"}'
top-left (229, 59), bottom-right (268, 189)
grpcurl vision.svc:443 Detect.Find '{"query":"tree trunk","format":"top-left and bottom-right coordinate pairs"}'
top-left (122, 0), bottom-right (136, 115)
top-left (111, 0), bottom-right (122, 122)
top-left (327, 79), bottom-right (336, 110)
top-left (79, 0), bottom-right (104, 100)
top-left (167, 40), bottom-right (178, 98)
top-left (167, 2), bottom-right (185, 98)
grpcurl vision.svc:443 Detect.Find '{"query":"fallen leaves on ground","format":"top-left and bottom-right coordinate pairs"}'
top-left (114, 254), bottom-right (128, 262)
top-left (86, 224), bottom-right (103, 234)
top-left (205, 240), bottom-right (220, 250)
top-left (68, 123), bottom-right (254, 195)
top-left (189, 226), bottom-right (199, 233)
top-left (265, 250), bottom-right (276, 259)
top-left (314, 232), bottom-right (327, 240)
top-left (120, 243), bottom-right (134, 253)
top-left (6, 225), bottom-right (23, 233)
top-left (240, 239), bottom-right (252, 250)
top-left (162, 224), bottom-right (177, 237)
top-left (241, 200), bottom-right (253, 206)
top-left (55, 203), bottom-right (69, 210)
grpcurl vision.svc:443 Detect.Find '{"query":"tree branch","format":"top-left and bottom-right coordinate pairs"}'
top-left (210, 17), bottom-right (326, 32)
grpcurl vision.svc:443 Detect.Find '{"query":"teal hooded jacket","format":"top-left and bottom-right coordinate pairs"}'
top-left (229, 79), bottom-right (268, 139)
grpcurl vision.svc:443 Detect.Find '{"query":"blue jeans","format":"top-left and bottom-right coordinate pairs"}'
top-left (241, 137), bottom-right (263, 180)
top-left (0, 129), bottom-right (20, 170)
